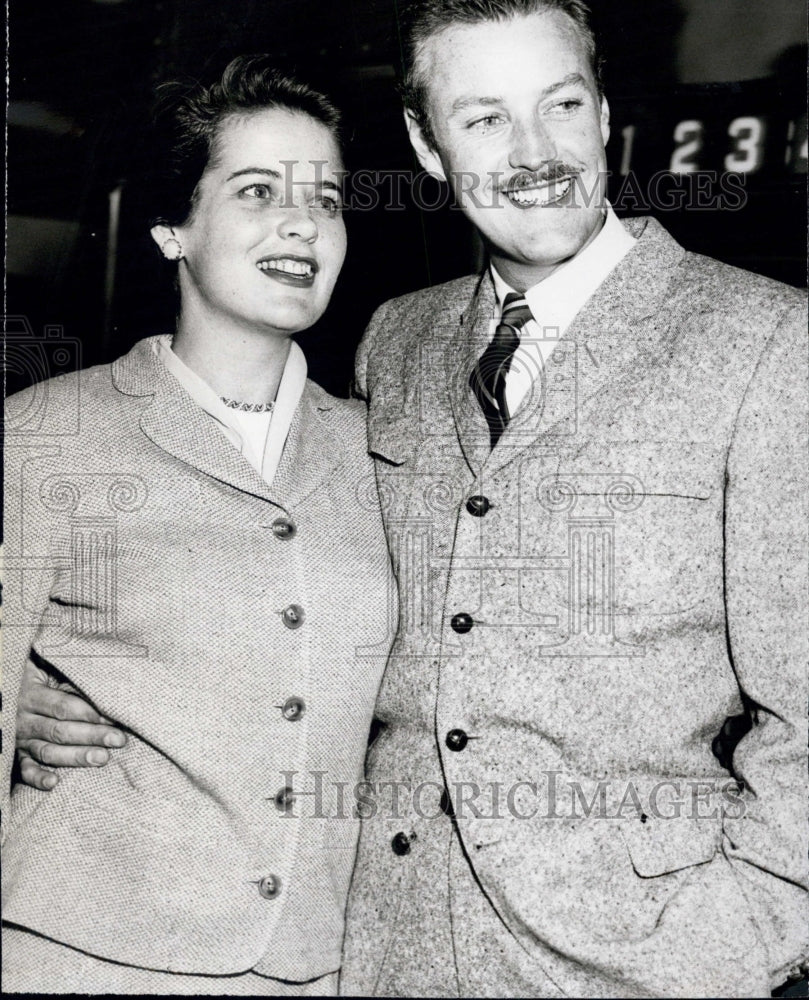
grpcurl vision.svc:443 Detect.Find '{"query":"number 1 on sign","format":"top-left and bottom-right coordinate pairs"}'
top-left (620, 125), bottom-right (636, 176)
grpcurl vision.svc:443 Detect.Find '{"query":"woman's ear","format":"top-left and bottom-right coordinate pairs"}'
top-left (151, 224), bottom-right (184, 261)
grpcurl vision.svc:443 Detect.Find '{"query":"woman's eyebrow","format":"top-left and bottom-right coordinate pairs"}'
top-left (225, 167), bottom-right (283, 182)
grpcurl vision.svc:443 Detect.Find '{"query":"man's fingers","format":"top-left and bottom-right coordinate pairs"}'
top-left (22, 683), bottom-right (105, 725)
top-left (18, 739), bottom-right (112, 768)
top-left (17, 714), bottom-right (126, 748)
top-left (18, 752), bottom-right (60, 790)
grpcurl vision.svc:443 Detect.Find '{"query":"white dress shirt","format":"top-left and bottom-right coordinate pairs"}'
top-left (153, 335), bottom-right (307, 486)
top-left (490, 207), bottom-right (637, 417)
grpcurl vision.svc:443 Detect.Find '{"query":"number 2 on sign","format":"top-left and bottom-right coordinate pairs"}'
top-left (670, 120), bottom-right (703, 173)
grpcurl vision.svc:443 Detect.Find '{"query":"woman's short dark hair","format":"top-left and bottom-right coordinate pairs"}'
top-left (397, 0), bottom-right (602, 149)
top-left (148, 54), bottom-right (342, 227)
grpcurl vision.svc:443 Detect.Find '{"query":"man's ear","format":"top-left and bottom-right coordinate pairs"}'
top-left (404, 109), bottom-right (447, 181)
top-left (599, 96), bottom-right (611, 146)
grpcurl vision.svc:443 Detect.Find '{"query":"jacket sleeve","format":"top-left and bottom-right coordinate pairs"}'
top-left (1, 423), bottom-right (59, 842)
top-left (351, 301), bottom-right (394, 403)
top-left (721, 301), bottom-right (809, 987)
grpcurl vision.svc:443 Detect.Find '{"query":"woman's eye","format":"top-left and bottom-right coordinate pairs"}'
top-left (241, 183), bottom-right (273, 200)
top-left (317, 197), bottom-right (342, 216)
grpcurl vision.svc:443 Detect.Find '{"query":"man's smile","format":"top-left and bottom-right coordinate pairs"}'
top-left (498, 168), bottom-right (581, 209)
top-left (504, 176), bottom-right (574, 208)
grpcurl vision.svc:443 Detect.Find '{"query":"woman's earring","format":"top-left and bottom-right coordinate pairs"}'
top-left (161, 237), bottom-right (184, 261)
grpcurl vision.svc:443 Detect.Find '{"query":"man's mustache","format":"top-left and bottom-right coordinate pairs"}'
top-left (498, 164), bottom-right (583, 194)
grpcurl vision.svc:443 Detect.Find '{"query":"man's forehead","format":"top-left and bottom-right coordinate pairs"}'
top-left (417, 11), bottom-right (593, 92)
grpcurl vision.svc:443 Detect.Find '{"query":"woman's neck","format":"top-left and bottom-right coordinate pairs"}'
top-left (172, 320), bottom-right (292, 405)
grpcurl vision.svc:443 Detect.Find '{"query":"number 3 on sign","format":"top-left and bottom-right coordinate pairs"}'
top-left (725, 116), bottom-right (765, 173)
top-left (671, 120), bottom-right (703, 173)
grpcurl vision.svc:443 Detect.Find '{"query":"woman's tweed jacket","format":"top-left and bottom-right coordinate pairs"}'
top-left (2, 337), bottom-right (393, 980)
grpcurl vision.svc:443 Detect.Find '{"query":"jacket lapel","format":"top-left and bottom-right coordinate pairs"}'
top-left (447, 272), bottom-right (498, 477)
top-left (268, 384), bottom-right (344, 510)
top-left (482, 216), bottom-right (688, 478)
top-left (113, 338), bottom-right (342, 510)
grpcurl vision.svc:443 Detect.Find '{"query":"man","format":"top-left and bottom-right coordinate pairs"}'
top-left (15, 1), bottom-right (809, 996)
top-left (337, 1), bottom-right (808, 996)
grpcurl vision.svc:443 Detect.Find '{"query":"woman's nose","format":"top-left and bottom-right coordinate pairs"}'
top-left (277, 207), bottom-right (318, 243)
top-left (508, 119), bottom-right (557, 173)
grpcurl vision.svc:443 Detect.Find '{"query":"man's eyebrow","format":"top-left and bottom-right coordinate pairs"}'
top-left (449, 72), bottom-right (588, 115)
top-left (450, 95), bottom-right (505, 115)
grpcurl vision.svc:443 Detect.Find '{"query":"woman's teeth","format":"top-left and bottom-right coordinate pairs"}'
top-left (257, 259), bottom-right (314, 277)
top-left (508, 177), bottom-right (572, 207)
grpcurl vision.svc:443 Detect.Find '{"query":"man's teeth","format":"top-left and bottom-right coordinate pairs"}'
top-left (257, 258), bottom-right (314, 277)
top-left (508, 178), bottom-right (572, 206)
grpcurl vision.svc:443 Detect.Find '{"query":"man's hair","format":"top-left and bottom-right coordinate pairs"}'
top-left (397, 0), bottom-right (602, 149)
top-left (148, 54), bottom-right (342, 227)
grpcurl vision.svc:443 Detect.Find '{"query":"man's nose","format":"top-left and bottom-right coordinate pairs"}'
top-left (507, 119), bottom-right (557, 172)
top-left (277, 206), bottom-right (318, 243)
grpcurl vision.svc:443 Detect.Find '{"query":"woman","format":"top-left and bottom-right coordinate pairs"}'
top-left (2, 55), bottom-right (392, 995)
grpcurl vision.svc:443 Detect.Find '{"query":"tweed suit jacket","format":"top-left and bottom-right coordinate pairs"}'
top-left (341, 217), bottom-right (809, 998)
top-left (2, 337), bottom-right (393, 980)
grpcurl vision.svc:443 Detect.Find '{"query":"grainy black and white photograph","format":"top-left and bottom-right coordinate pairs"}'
top-left (3, 0), bottom-right (808, 996)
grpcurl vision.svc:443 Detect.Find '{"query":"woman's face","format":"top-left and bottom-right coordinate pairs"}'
top-left (170, 107), bottom-right (347, 337)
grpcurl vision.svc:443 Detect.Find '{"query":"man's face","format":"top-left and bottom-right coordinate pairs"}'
top-left (407, 9), bottom-right (610, 290)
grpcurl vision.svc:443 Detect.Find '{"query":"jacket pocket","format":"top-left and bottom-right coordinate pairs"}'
top-left (619, 813), bottom-right (722, 878)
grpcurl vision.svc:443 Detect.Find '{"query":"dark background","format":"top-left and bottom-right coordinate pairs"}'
top-left (6, 0), bottom-right (807, 401)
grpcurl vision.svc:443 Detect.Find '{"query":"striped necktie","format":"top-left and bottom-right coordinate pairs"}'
top-left (469, 291), bottom-right (534, 448)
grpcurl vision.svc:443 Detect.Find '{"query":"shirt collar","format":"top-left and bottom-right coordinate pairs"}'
top-left (152, 334), bottom-right (307, 484)
top-left (490, 206), bottom-right (637, 337)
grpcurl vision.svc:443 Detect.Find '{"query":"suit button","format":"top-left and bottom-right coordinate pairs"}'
top-left (282, 604), bottom-right (305, 629)
top-left (445, 729), bottom-right (468, 752)
top-left (272, 518), bottom-right (296, 540)
top-left (281, 696), bottom-right (305, 721)
top-left (450, 612), bottom-right (474, 634)
top-left (391, 831), bottom-right (415, 856)
top-left (258, 874), bottom-right (281, 899)
top-left (466, 495), bottom-right (491, 517)
top-left (274, 786), bottom-right (295, 812)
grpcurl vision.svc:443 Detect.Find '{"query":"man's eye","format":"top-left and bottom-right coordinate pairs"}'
top-left (469, 115), bottom-right (504, 132)
top-left (550, 99), bottom-right (583, 116)
top-left (241, 183), bottom-right (273, 199)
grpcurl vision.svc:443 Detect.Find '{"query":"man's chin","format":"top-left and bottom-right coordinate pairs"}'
top-left (494, 216), bottom-right (605, 266)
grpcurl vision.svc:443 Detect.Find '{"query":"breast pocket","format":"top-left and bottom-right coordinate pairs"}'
top-left (565, 440), bottom-right (725, 619)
